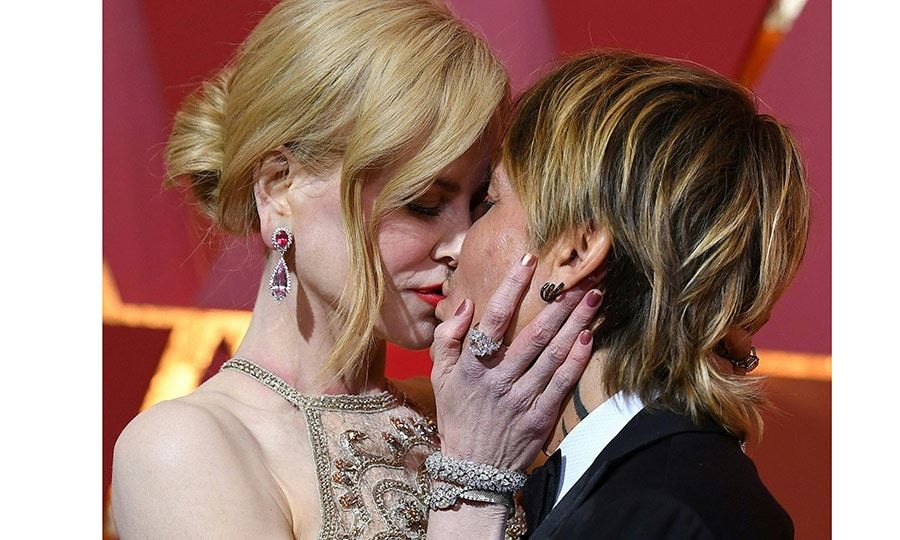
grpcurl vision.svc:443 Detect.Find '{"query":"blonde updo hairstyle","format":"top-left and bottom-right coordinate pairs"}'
top-left (165, 0), bottom-right (508, 381)
top-left (502, 51), bottom-right (809, 440)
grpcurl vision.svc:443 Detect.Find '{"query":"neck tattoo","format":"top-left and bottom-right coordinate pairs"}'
top-left (573, 382), bottom-right (589, 420)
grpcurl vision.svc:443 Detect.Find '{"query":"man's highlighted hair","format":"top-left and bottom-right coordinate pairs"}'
top-left (502, 51), bottom-right (809, 439)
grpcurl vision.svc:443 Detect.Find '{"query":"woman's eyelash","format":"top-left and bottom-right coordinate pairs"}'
top-left (407, 202), bottom-right (442, 217)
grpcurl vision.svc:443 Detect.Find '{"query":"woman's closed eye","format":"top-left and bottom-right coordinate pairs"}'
top-left (406, 199), bottom-right (446, 217)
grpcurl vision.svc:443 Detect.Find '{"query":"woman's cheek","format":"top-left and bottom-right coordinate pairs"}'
top-left (377, 219), bottom-right (432, 271)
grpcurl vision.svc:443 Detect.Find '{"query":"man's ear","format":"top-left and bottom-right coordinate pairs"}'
top-left (544, 223), bottom-right (612, 291)
top-left (253, 145), bottom-right (297, 234)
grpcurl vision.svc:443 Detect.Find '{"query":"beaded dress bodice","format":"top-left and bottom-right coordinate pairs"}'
top-left (221, 358), bottom-right (526, 540)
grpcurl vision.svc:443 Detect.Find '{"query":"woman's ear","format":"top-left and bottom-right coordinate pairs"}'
top-left (254, 145), bottom-right (298, 234)
top-left (544, 223), bottom-right (612, 290)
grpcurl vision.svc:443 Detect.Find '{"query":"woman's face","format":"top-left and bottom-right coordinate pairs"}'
top-left (436, 165), bottom-right (548, 340)
top-left (373, 138), bottom-right (498, 348)
top-left (289, 137), bottom-right (496, 350)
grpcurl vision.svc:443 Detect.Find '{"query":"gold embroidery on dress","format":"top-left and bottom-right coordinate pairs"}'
top-left (221, 358), bottom-right (526, 539)
top-left (329, 417), bottom-right (439, 539)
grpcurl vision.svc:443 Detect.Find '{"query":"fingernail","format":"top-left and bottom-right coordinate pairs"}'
top-left (520, 253), bottom-right (536, 266)
top-left (586, 289), bottom-right (602, 308)
top-left (579, 329), bottom-right (593, 345)
top-left (455, 299), bottom-right (469, 316)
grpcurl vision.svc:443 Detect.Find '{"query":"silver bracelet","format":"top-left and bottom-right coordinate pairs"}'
top-left (428, 483), bottom-right (515, 517)
top-left (424, 452), bottom-right (528, 494)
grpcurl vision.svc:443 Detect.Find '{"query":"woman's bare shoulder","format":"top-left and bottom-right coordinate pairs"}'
top-left (113, 395), bottom-right (240, 470)
top-left (391, 376), bottom-right (436, 418)
top-left (111, 395), bottom-right (293, 537)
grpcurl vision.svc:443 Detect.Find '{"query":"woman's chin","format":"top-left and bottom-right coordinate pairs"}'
top-left (391, 321), bottom-right (437, 351)
top-left (393, 340), bottom-right (430, 352)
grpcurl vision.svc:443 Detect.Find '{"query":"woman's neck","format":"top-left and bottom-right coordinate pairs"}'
top-left (231, 259), bottom-right (387, 396)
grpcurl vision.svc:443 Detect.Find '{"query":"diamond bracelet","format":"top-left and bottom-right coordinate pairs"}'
top-left (427, 483), bottom-right (515, 517)
top-left (424, 452), bottom-right (528, 494)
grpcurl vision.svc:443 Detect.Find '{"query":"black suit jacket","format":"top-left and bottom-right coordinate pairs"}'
top-left (522, 408), bottom-right (793, 539)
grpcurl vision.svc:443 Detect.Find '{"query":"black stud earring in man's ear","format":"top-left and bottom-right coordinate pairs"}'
top-left (540, 282), bottom-right (565, 303)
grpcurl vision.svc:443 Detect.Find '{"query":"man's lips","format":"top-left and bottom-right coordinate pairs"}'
top-left (412, 285), bottom-right (446, 307)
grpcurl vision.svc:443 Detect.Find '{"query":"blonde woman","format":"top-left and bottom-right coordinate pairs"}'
top-left (429, 51), bottom-right (808, 538)
top-left (110, 1), bottom-right (596, 538)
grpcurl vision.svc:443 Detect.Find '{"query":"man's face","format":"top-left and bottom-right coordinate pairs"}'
top-left (436, 165), bottom-right (550, 341)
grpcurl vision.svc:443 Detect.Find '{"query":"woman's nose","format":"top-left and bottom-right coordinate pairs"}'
top-left (432, 215), bottom-right (468, 268)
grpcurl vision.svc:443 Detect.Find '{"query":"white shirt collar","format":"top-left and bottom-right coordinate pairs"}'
top-left (553, 390), bottom-right (645, 506)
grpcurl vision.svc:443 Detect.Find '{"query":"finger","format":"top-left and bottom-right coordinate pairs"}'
top-left (513, 289), bottom-right (603, 390)
top-left (499, 269), bottom-right (604, 378)
top-left (430, 299), bottom-right (474, 370)
top-left (534, 329), bottom-right (593, 416)
top-left (473, 253), bottom-right (538, 343)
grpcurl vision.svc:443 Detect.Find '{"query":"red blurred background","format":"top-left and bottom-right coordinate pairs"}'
top-left (103, 0), bottom-right (831, 537)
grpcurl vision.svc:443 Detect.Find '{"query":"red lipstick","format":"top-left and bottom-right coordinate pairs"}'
top-left (413, 285), bottom-right (446, 307)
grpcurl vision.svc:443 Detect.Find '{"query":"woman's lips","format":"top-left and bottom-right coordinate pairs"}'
top-left (413, 287), bottom-right (446, 307)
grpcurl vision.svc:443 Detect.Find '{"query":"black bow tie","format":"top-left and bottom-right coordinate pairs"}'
top-left (522, 450), bottom-right (562, 533)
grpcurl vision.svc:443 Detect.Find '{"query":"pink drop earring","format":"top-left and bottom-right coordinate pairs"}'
top-left (269, 227), bottom-right (293, 302)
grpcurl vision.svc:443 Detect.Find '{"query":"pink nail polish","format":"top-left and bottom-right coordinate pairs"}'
top-left (455, 299), bottom-right (469, 316)
top-left (579, 329), bottom-right (592, 345)
top-left (586, 289), bottom-right (602, 308)
top-left (520, 253), bottom-right (536, 266)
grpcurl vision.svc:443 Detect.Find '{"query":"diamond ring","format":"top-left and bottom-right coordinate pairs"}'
top-left (467, 326), bottom-right (502, 358)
